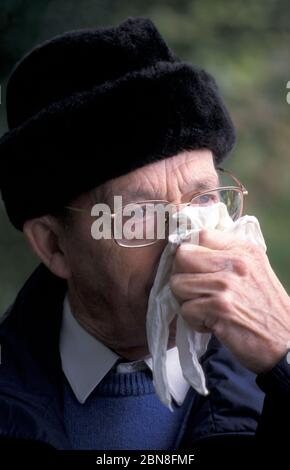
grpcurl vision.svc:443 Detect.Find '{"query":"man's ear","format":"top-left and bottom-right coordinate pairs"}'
top-left (23, 216), bottom-right (71, 280)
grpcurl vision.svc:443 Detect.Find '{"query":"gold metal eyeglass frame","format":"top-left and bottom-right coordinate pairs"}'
top-left (65, 167), bottom-right (248, 248)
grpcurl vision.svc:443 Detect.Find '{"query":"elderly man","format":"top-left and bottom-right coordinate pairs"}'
top-left (0, 17), bottom-right (289, 458)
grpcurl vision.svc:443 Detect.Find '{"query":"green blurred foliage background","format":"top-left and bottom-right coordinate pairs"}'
top-left (0, 0), bottom-right (290, 313)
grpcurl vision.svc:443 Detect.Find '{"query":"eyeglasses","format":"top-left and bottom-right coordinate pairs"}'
top-left (66, 167), bottom-right (248, 248)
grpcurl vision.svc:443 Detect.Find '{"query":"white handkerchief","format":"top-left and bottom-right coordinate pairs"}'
top-left (146, 202), bottom-right (267, 410)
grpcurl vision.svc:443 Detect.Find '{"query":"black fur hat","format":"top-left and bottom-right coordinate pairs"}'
top-left (0, 16), bottom-right (235, 230)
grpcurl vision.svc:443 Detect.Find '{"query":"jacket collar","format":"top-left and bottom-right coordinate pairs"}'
top-left (60, 294), bottom-right (190, 406)
top-left (0, 264), bottom-right (70, 448)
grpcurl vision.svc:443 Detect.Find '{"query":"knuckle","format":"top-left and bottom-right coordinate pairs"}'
top-left (215, 290), bottom-right (233, 313)
top-left (244, 241), bottom-right (264, 258)
top-left (214, 275), bottom-right (231, 291)
top-left (230, 256), bottom-right (248, 276)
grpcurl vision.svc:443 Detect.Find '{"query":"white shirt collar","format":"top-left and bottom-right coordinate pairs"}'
top-left (60, 295), bottom-right (189, 406)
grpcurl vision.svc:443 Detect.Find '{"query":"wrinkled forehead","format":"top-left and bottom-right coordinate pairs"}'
top-left (101, 149), bottom-right (219, 203)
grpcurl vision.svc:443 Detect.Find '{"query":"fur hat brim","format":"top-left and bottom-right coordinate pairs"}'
top-left (0, 23), bottom-right (235, 230)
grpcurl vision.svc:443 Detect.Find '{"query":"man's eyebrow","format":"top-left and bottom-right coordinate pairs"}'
top-left (193, 178), bottom-right (220, 192)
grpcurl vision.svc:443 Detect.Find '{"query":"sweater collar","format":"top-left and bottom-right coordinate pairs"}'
top-left (60, 294), bottom-right (190, 406)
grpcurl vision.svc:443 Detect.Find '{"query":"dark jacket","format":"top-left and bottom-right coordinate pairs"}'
top-left (0, 265), bottom-right (289, 461)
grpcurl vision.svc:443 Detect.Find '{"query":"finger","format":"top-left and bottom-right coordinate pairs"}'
top-left (173, 243), bottom-right (234, 274)
top-left (180, 297), bottom-right (217, 333)
top-left (170, 272), bottom-right (228, 301)
top-left (198, 228), bottom-right (241, 250)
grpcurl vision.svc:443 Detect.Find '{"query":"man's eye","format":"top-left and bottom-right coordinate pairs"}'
top-left (200, 194), bottom-right (213, 204)
top-left (191, 193), bottom-right (219, 205)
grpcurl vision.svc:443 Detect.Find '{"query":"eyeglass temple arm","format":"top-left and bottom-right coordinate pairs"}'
top-left (217, 167), bottom-right (248, 194)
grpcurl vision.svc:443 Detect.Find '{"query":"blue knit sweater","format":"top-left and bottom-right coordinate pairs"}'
top-left (63, 367), bottom-right (195, 450)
